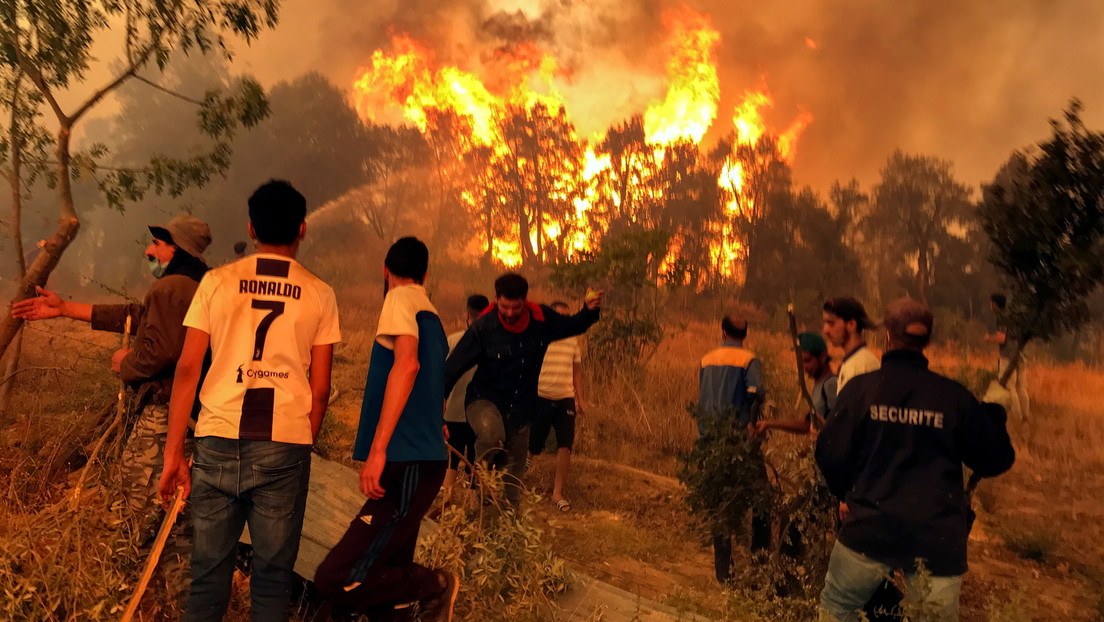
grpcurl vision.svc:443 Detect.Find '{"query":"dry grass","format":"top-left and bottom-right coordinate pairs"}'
top-left (2, 277), bottom-right (1103, 620)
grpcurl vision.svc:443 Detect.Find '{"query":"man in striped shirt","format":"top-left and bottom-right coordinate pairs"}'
top-left (528, 301), bottom-right (585, 512)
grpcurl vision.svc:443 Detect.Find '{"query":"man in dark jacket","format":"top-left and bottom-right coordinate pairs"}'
top-left (444, 273), bottom-right (602, 506)
top-left (12, 213), bottom-right (211, 594)
top-left (815, 298), bottom-right (1015, 621)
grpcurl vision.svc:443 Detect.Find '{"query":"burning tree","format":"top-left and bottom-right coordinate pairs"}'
top-left (348, 7), bottom-right (817, 286)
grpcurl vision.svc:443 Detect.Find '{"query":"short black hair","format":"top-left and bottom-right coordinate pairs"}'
top-left (494, 273), bottom-right (528, 299)
top-left (466, 294), bottom-right (489, 314)
top-left (823, 296), bottom-right (875, 331)
top-left (248, 180), bottom-right (306, 245)
top-left (233, 241), bottom-right (248, 255)
top-left (990, 293), bottom-right (1007, 309)
top-left (721, 314), bottom-right (748, 340)
top-left (384, 237), bottom-right (429, 283)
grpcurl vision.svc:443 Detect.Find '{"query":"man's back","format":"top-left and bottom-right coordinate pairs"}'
top-left (816, 350), bottom-right (1014, 575)
top-left (698, 343), bottom-right (762, 424)
top-left (186, 253), bottom-right (340, 444)
top-left (537, 336), bottom-right (580, 401)
top-left (353, 284), bottom-right (448, 462)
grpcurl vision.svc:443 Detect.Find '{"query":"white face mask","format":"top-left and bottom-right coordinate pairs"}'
top-left (147, 256), bottom-right (168, 278)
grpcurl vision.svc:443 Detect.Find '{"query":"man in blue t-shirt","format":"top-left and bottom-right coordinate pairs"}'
top-left (315, 237), bottom-right (458, 622)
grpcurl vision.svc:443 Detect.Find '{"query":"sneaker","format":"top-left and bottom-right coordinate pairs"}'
top-left (417, 570), bottom-right (459, 622)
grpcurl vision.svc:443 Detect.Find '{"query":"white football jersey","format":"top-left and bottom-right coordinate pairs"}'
top-left (184, 253), bottom-right (341, 444)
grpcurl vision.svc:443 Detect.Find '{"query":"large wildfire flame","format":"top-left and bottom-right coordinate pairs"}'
top-left (352, 9), bottom-right (812, 280)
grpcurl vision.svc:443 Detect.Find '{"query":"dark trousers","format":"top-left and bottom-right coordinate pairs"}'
top-left (713, 510), bottom-right (771, 583)
top-left (314, 461), bottom-right (447, 612)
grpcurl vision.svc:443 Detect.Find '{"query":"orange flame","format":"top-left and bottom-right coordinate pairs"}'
top-left (643, 12), bottom-right (721, 145)
top-left (351, 10), bottom-right (812, 281)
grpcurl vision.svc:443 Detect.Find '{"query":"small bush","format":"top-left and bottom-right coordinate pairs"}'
top-left (419, 468), bottom-right (571, 621)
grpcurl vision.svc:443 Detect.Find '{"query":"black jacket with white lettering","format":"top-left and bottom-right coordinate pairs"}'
top-left (815, 349), bottom-right (1015, 575)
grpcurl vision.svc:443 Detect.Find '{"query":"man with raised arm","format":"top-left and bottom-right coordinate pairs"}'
top-left (13, 213), bottom-right (211, 598)
top-left (444, 273), bottom-right (602, 507)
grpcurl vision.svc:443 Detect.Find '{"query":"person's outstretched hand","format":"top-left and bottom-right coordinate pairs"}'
top-left (11, 286), bottom-right (63, 320)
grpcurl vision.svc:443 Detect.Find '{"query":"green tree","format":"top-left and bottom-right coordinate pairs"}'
top-left (0, 0), bottom-right (278, 371)
top-left (868, 151), bottom-right (974, 303)
top-left (550, 224), bottom-right (668, 375)
top-left (979, 100), bottom-right (1104, 382)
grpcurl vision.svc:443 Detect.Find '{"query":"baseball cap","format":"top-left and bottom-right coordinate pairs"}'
top-left (884, 297), bottom-right (934, 348)
top-left (823, 296), bottom-right (875, 330)
top-left (798, 332), bottom-right (828, 355)
top-left (149, 214), bottom-right (212, 262)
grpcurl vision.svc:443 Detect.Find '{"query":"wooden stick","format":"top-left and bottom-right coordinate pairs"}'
top-left (120, 484), bottom-right (186, 622)
top-left (786, 304), bottom-right (822, 429)
top-left (69, 314), bottom-right (131, 510)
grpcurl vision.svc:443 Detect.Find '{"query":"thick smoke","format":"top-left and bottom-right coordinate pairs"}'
top-left (232, 0), bottom-right (1104, 191)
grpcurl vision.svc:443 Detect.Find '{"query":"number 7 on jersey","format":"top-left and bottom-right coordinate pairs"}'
top-left (252, 299), bottom-right (286, 360)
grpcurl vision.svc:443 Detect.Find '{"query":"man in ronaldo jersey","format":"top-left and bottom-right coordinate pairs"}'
top-left (314, 237), bottom-right (458, 622)
top-left (158, 180), bottom-right (341, 621)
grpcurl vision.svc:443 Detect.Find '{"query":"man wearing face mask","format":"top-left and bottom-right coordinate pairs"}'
top-left (12, 213), bottom-right (211, 597)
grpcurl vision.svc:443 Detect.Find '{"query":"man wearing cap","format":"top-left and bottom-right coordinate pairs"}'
top-left (755, 332), bottom-right (837, 436)
top-left (822, 297), bottom-right (880, 391)
top-left (815, 298), bottom-right (1015, 621)
top-left (696, 312), bottom-right (768, 583)
top-left (12, 213), bottom-right (212, 594)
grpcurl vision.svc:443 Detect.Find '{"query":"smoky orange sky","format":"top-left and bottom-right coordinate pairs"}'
top-left (115, 0), bottom-right (1104, 194)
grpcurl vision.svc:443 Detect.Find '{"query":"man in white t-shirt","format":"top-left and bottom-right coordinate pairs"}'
top-left (158, 180), bottom-right (341, 622)
top-left (528, 301), bottom-right (585, 513)
top-left (822, 296), bottom-right (881, 392)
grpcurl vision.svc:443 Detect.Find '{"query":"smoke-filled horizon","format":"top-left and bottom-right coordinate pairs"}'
top-left (224, 0), bottom-right (1104, 193)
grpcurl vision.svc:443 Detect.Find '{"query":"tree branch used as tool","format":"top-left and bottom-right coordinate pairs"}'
top-left (787, 304), bottom-right (823, 429)
top-left (120, 477), bottom-right (188, 622)
top-left (68, 314), bottom-right (131, 510)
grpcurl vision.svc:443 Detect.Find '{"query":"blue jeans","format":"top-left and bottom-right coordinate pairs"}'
top-left (185, 437), bottom-right (312, 622)
top-left (819, 541), bottom-right (962, 622)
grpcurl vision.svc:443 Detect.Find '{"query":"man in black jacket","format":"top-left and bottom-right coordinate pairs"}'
top-left (815, 298), bottom-right (1014, 621)
top-left (444, 273), bottom-right (602, 506)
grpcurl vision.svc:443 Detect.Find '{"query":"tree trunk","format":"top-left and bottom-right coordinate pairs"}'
top-left (1, 75), bottom-right (28, 422)
top-left (917, 245), bottom-right (930, 304)
top-left (0, 125), bottom-right (81, 362)
top-left (0, 330), bottom-right (24, 420)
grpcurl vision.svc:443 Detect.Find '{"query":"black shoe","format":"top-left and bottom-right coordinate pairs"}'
top-left (416, 570), bottom-right (459, 622)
